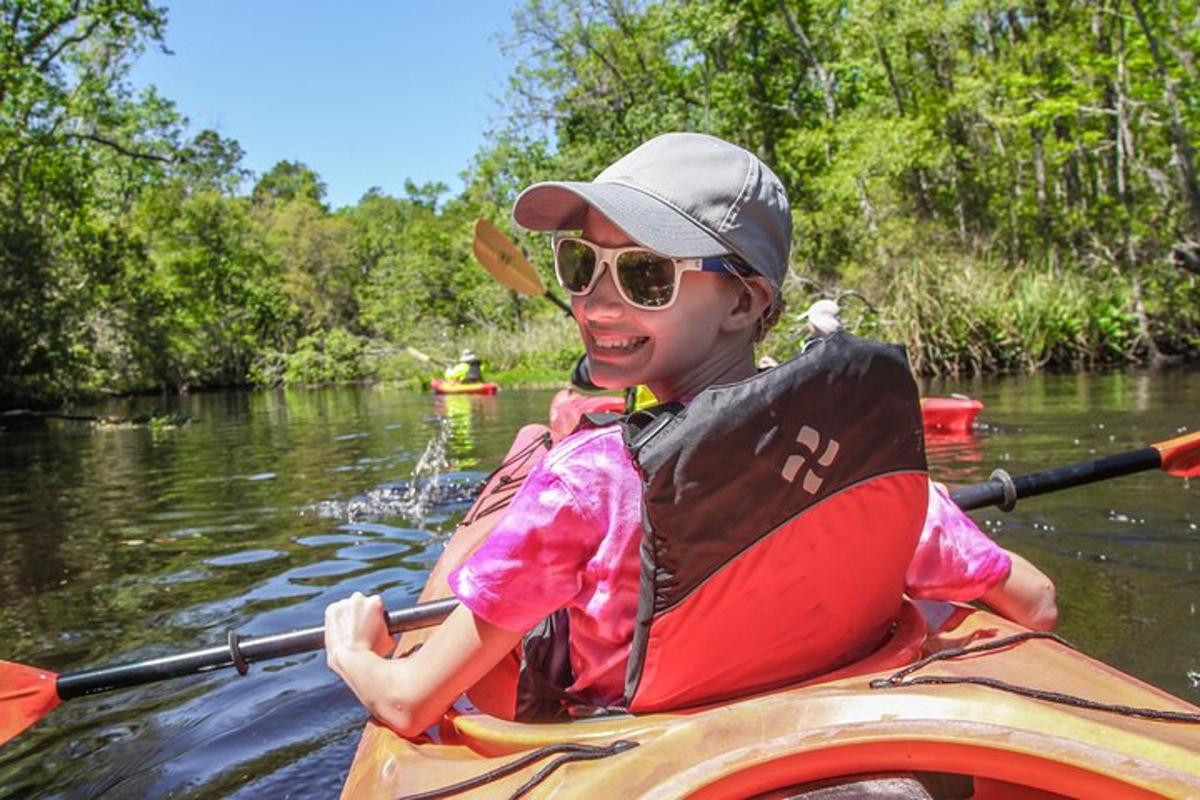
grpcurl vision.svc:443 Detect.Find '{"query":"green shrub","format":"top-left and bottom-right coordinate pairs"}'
top-left (281, 329), bottom-right (369, 384)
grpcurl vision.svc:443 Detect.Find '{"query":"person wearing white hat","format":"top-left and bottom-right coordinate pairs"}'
top-left (443, 349), bottom-right (483, 384)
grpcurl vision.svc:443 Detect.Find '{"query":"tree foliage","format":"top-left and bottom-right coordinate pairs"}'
top-left (2, 0), bottom-right (1198, 404)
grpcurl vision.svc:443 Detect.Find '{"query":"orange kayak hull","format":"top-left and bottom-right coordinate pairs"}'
top-left (342, 601), bottom-right (1200, 799)
top-left (341, 417), bottom-right (1200, 799)
top-left (921, 396), bottom-right (984, 432)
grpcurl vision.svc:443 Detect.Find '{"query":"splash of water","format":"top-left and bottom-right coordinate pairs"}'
top-left (307, 418), bottom-right (483, 524)
top-left (396, 416), bottom-right (453, 526)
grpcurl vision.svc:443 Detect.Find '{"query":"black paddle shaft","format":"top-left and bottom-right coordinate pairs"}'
top-left (950, 446), bottom-right (1163, 512)
top-left (49, 444), bottom-right (1170, 701)
top-left (55, 598), bottom-right (459, 700)
top-left (545, 289), bottom-right (574, 318)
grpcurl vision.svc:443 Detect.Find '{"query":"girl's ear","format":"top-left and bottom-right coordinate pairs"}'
top-left (721, 277), bottom-right (775, 336)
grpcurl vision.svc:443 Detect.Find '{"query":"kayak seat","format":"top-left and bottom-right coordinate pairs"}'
top-left (449, 599), bottom-right (928, 756)
top-left (750, 770), bottom-right (975, 800)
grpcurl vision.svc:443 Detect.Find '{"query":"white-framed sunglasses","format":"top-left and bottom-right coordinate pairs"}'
top-left (552, 235), bottom-right (753, 311)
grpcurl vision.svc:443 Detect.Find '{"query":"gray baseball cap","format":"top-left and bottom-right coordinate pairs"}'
top-left (512, 132), bottom-right (792, 288)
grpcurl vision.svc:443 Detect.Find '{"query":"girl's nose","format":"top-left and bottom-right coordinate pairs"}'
top-left (580, 263), bottom-right (624, 320)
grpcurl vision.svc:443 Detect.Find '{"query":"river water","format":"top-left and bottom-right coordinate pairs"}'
top-left (0, 373), bottom-right (1197, 798)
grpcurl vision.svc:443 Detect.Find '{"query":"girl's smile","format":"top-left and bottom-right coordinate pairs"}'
top-left (590, 334), bottom-right (649, 354)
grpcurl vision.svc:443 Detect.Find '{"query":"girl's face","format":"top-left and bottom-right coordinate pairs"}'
top-left (572, 208), bottom-right (766, 401)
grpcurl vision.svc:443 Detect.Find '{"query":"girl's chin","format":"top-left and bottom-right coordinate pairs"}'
top-left (584, 359), bottom-right (639, 391)
top-left (586, 368), bottom-right (633, 391)
top-left (587, 341), bottom-right (650, 379)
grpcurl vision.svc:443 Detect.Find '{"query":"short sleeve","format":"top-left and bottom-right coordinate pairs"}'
top-left (906, 481), bottom-right (1012, 602)
top-left (448, 460), bottom-right (604, 633)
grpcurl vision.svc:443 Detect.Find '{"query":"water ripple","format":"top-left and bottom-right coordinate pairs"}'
top-left (205, 550), bottom-right (286, 567)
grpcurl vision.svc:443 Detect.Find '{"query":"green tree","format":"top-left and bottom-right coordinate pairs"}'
top-left (0, 0), bottom-right (182, 402)
top-left (252, 160), bottom-right (328, 207)
top-left (128, 187), bottom-right (289, 387)
top-left (257, 197), bottom-right (358, 334)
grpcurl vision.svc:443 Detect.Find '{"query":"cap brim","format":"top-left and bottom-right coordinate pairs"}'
top-left (512, 181), bottom-right (730, 259)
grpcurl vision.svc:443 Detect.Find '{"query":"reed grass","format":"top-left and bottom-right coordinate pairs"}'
top-left (766, 256), bottom-right (1169, 376)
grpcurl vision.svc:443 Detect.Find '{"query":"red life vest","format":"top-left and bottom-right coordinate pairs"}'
top-left (517, 332), bottom-right (928, 717)
top-left (624, 332), bottom-right (928, 712)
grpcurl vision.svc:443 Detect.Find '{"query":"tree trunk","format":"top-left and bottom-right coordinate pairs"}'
top-left (776, 1), bottom-right (836, 120)
top-left (1032, 127), bottom-right (1050, 241)
top-left (877, 40), bottom-right (906, 117)
top-left (1130, 274), bottom-right (1166, 365)
top-left (1115, 14), bottom-right (1136, 269)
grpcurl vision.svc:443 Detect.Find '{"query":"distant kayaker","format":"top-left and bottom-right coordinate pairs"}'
top-left (323, 134), bottom-right (1047, 734)
top-left (442, 349), bottom-right (483, 384)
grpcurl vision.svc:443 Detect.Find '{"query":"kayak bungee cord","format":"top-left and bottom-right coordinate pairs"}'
top-left (870, 631), bottom-right (1200, 724)
top-left (394, 740), bottom-right (639, 800)
top-left (458, 430), bottom-right (552, 527)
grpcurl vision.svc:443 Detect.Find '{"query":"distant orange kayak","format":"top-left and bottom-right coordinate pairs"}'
top-left (921, 395), bottom-right (984, 432)
top-left (551, 390), bottom-right (986, 435)
top-left (431, 378), bottom-right (499, 395)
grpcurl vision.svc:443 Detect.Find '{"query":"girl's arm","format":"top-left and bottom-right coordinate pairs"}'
top-left (324, 592), bottom-right (525, 737)
top-left (979, 550), bottom-right (1059, 631)
top-left (912, 482), bottom-right (1059, 631)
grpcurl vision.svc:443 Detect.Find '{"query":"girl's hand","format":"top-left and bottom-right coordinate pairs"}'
top-left (324, 592), bottom-right (396, 669)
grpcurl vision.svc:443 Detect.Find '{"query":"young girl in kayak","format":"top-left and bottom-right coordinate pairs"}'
top-left (324, 133), bottom-right (1050, 736)
top-left (324, 132), bottom-right (795, 733)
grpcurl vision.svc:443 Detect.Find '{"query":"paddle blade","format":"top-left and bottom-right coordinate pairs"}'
top-left (1154, 430), bottom-right (1200, 478)
top-left (0, 661), bottom-right (60, 745)
top-left (473, 219), bottom-right (546, 296)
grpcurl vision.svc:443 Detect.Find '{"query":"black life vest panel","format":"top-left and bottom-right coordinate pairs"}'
top-left (515, 332), bottom-right (927, 717)
top-left (621, 332), bottom-right (927, 712)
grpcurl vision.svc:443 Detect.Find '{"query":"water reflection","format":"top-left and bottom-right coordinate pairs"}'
top-left (434, 392), bottom-right (502, 467)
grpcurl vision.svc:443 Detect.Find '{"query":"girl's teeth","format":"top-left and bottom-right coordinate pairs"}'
top-left (595, 336), bottom-right (647, 350)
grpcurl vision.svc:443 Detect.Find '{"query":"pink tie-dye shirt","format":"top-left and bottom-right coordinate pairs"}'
top-left (449, 426), bottom-right (1010, 706)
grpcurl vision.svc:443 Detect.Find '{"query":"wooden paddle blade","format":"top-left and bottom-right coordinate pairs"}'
top-left (1154, 430), bottom-right (1200, 478)
top-left (0, 661), bottom-right (60, 745)
top-left (473, 219), bottom-right (546, 296)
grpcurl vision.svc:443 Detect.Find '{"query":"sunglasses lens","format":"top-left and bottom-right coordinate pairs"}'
top-left (555, 240), bottom-right (597, 294)
top-left (616, 251), bottom-right (677, 308)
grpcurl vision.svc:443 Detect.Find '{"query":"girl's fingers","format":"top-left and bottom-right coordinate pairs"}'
top-left (324, 593), bottom-right (395, 659)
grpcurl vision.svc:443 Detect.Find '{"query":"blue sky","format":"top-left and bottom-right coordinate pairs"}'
top-left (130, 2), bottom-right (522, 209)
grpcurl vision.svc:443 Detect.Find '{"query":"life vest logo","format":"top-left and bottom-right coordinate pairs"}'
top-left (781, 425), bottom-right (840, 494)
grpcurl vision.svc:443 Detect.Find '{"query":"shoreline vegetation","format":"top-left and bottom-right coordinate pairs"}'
top-left (3, 1), bottom-right (1199, 409)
